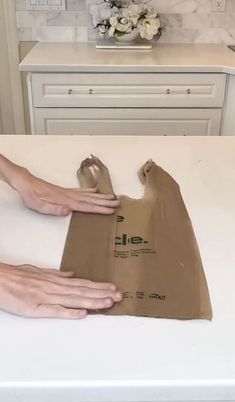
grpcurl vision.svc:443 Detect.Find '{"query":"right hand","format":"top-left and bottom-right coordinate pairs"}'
top-left (0, 263), bottom-right (122, 319)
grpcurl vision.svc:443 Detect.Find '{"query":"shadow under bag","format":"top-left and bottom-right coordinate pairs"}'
top-left (61, 156), bottom-right (212, 320)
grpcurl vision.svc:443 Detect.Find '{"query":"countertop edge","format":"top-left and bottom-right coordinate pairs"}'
top-left (0, 380), bottom-right (235, 401)
top-left (19, 64), bottom-right (234, 74)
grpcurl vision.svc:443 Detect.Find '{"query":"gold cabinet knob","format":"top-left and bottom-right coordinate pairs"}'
top-left (166, 89), bottom-right (171, 94)
top-left (68, 89), bottom-right (73, 95)
top-left (186, 88), bottom-right (191, 94)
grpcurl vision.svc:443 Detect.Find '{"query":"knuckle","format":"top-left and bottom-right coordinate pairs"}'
top-left (27, 285), bottom-right (48, 304)
top-left (78, 287), bottom-right (88, 297)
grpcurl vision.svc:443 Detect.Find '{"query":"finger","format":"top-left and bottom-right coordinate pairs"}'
top-left (75, 197), bottom-right (120, 208)
top-left (29, 274), bottom-right (118, 291)
top-left (35, 305), bottom-right (87, 320)
top-left (64, 190), bottom-right (116, 200)
top-left (70, 202), bottom-right (117, 215)
top-left (49, 295), bottom-right (114, 310)
top-left (65, 278), bottom-right (117, 291)
top-left (40, 186), bottom-right (115, 203)
top-left (19, 265), bottom-right (74, 277)
top-left (37, 202), bottom-right (71, 216)
top-left (38, 196), bottom-right (119, 214)
top-left (41, 181), bottom-right (97, 194)
top-left (47, 285), bottom-right (122, 302)
top-left (37, 268), bottom-right (75, 277)
top-left (74, 187), bottom-right (97, 193)
top-left (53, 186), bottom-right (97, 194)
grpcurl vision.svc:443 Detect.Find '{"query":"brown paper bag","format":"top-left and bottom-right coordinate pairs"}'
top-left (61, 156), bottom-right (212, 320)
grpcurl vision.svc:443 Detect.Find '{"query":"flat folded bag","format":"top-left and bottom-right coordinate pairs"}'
top-left (61, 156), bottom-right (212, 320)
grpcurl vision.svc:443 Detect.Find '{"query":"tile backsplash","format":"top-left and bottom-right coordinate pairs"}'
top-left (15, 0), bottom-right (235, 43)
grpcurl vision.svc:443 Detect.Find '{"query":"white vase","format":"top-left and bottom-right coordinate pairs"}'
top-left (114, 28), bottom-right (139, 43)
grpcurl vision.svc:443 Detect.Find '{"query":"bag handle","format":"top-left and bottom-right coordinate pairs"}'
top-left (138, 159), bottom-right (158, 199)
top-left (78, 156), bottom-right (178, 200)
top-left (138, 160), bottom-right (178, 199)
top-left (77, 155), bottom-right (114, 195)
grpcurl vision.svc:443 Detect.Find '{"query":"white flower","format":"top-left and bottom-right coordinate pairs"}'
top-left (120, 17), bottom-right (128, 24)
top-left (129, 4), bottom-right (141, 13)
top-left (121, 4), bottom-right (140, 25)
top-left (108, 26), bottom-right (115, 37)
top-left (116, 20), bottom-right (132, 32)
top-left (121, 4), bottom-right (140, 17)
top-left (137, 17), bottom-right (160, 40)
top-left (110, 16), bottom-right (118, 27)
top-left (90, 0), bottom-right (160, 40)
top-left (98, 24), bottom-right (108, 36)
top-left (144, 7), bottom-right (158, 19)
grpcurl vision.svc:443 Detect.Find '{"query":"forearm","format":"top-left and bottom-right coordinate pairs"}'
top-left (0, 154), bottom-right (29, 189)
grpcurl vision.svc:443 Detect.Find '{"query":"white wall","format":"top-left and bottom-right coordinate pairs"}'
top-left (15, 0), bottom-right (235, 43)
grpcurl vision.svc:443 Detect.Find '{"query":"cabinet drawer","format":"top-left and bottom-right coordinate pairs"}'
top-left (34, 108), bottom-right (221, 136)
top-left (31, 73), bottom-right (226, 108)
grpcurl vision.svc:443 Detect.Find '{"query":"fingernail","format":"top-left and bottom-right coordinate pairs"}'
top-left (61, 208), bottom-right (71, 216)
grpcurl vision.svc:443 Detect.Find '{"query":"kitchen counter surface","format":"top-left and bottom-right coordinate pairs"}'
top-left (0, 135), bottom-right (235, 402)
top-left (19, 42), bottom-right (235, 73)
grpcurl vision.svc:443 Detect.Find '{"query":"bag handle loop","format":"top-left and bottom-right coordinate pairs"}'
top-left (77, 155), bottom-right (114, 195)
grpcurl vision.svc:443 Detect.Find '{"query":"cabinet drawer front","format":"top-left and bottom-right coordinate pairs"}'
top-left (31, 73), bottom-right (226, 108)
top-left (34, 108), bottom-right (221, 136)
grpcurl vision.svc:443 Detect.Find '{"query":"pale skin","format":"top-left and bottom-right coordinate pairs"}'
top-left (0, 154), bottom-right (122, 319)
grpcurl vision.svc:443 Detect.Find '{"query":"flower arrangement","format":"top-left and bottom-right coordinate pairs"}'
top-left (90, 0), bottom-right (161, 41)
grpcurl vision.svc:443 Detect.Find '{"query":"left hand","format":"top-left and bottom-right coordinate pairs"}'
top-left (11, 167), bottom-right (119, 216)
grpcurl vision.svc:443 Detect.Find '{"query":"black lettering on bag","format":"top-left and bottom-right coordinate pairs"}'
top-left (117, 216), bottom-right (125, 223)
top-left (115, 234), bottom-right (148, 246)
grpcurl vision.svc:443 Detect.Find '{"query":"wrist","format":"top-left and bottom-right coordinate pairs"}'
top-left (9, 166), bottom-right (31, 194)
top-left (0, 155), bottom-right (30, 190)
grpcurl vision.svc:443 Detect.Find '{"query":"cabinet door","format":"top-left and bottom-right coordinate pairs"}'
top-left (34, 108), bottom-right (221, 136)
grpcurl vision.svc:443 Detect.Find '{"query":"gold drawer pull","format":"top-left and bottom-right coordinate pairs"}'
top-left (67, 89), bottom-right (73, 95)
top-left (166, 89), bottom-right (171, 95)
top-left (186, 89), bottom-right (191, 94)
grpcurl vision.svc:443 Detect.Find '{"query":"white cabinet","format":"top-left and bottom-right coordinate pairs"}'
top-left (28, 72), bottom-right (226, 136)
top-left (221, 74), bottom-right (235, 136)
top-left (34, 108), bottom-right (221, 136)
top-left (31, 73), bottom-right (226, 108)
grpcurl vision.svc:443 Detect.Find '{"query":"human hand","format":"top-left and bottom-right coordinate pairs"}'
top-left (0, 263), bottom-right (122, 319)
top-left (11, 167), bottom-right (119, 216)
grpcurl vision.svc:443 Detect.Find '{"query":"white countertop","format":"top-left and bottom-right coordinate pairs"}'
top-left (0, 135), bottom-right (235, 402)
top-left (19, 42), bottom-right (235, 74)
